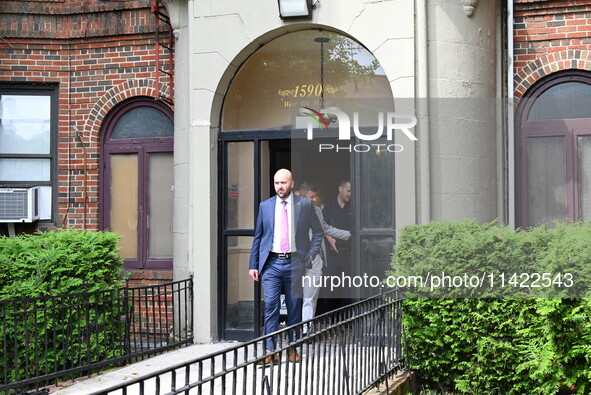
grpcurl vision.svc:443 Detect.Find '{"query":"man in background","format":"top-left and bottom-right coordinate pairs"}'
top-left (322, 180), bottom-right (352, 312)
top-left (299, 182), bottom-right (351, 328)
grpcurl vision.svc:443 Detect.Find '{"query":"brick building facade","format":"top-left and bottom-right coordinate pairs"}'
top-left (514, 0), bottom-right (591, 98)
top-left (513, 0), bottom-right (591, 228)
top-left (4, 0), bottom-right (591, 342)
top-left (0, 0), bottom-right (173, 284)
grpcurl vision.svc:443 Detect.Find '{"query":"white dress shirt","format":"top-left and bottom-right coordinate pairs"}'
top-left (272, 193), bottom-right (296, 253)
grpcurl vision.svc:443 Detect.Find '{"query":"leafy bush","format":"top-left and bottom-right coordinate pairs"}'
top-left (391, 220), bottom-right (591, 394)
top-left (0, 230), bottom-right (125, 385)
top-left (0, 229), bottom-right (123, 299)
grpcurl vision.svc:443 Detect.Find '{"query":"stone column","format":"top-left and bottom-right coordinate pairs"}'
top-left (426, 0), bottom-right (500, 222)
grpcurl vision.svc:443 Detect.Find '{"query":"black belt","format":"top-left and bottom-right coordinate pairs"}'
top-left (269, 252), bottom-right (292, 259)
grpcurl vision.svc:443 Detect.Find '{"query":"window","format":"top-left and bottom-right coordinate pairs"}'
top-left (100, 97), bottom-right (174, 269)
top-left (222, 30), bottom-right (388, 131)
top-left (0, 85), bottom-right (57, 223)
top-left (0, 87), bottom-right (55, 185)
top-left (517, 71), bottom-right (591, 227)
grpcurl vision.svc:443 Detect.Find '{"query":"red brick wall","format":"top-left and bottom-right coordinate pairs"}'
top-left (514, 0), bottom-right (591, 97)
top-left (0, 0), bottom-right (172, 234)
top-left (126, 269), bottom-right (173, 287)
top-left (125, 269), bottom-right (175, 337)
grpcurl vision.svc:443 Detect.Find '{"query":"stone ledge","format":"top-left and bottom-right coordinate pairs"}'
top-left (363, 369), bottom-right (418, 395)
top-left (124, 269), bottom-right (173, 283)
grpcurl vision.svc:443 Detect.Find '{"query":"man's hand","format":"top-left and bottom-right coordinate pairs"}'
top-left (326, 235), bottom-right (338, 253)
top-left (305, 256), bottom-right (313, 270)
top-left (249, 269), bottom-right (259, 281)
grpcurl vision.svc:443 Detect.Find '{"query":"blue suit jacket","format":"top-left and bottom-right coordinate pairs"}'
top-left (249, 194), bottom-right (323, 273)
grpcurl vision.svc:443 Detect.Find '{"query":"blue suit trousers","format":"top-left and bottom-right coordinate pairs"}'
top-left (261, 256), bottom-right (302, 351)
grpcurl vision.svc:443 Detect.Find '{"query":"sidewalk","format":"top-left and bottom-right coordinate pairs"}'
top-left (50, 341), bottom-right (404, 395)
top-left (52, 342), bottom-right (238, 395)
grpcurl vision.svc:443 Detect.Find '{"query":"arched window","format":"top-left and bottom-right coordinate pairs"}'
top-left (100, 97), bottom-right (174, 269)
top-left (222, 29), bottom-right (390, 131)
top-left (517, 71), bottom-right (591, 227)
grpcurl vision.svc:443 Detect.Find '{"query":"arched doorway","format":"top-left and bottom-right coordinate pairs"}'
top-left (218, 29), bottom-right (397, 340)
top-left (517, 71), bottom-right (591, 228)
top-left (100, 97), bottom-right (174, 269)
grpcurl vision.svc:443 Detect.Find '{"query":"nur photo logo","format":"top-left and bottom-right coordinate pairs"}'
top-left (297, 107), bottom-right (418, 153)
top-left (300, 107), bottom-right (330, 130)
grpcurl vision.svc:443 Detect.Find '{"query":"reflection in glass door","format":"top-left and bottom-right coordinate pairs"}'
top-left (223, 142), bottom-right (256, 338)
top-left (354, 137), bottom-right (396, 300)
top-left (226, 235), bottom-right (254, 331)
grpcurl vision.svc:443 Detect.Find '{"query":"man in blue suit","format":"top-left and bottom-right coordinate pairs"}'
top-left (248, 168), bottom-right (323, 363)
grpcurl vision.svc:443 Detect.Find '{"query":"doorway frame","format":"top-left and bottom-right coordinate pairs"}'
top-left (218, 129), bottom-right (290, 341)
top-left (99, 97), bottom-right (174, 269)
top-left (218, 129), bottom-right (396, 340)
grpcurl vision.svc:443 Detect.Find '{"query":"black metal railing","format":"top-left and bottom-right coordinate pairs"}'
top-left (0, 277), bottom-right (194, 393)
top-left (91, 288), bottom-right (403, 395)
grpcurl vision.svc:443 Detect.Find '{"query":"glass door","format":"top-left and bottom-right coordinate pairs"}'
top-left (219, 133), bottom-right (289, 340)
top-left (352, 137), bottom-right (396, 300)
top-left (221, 140), bottom-right (257, 340)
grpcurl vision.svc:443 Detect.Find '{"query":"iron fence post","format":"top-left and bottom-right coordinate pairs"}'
top-left (123, 278), bottom-right (131, 357)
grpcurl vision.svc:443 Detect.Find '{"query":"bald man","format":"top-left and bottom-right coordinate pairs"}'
top-left (249, 169), bottom-right (323, 364)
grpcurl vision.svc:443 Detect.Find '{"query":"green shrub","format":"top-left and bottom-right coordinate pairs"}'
top-left (391, 220), bottom-right (591, 394)
top-left (0, 229), bottom-right (124, 299)
top-left (0, 230), bottom-right (125, 385)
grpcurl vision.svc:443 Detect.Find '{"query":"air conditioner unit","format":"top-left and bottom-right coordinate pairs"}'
top-left (0, 187), bottom-right (40, 223)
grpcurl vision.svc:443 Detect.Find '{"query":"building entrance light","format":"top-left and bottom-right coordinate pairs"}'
top-left (278, 0), bottom-right (313, 19)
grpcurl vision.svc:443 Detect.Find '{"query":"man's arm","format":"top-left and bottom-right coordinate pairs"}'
top-left (306, 202), bottom-right (323, 262)
top-left (316, 206), bottom-right (350, 241)
top-left (248, 203), bottom-right (264, 281)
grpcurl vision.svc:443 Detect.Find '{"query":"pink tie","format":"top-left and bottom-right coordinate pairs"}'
top-left (280, 200), bottom-right (289, 253)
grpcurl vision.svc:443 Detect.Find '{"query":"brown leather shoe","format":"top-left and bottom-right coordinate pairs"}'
top-left (259, 350), bottom-right (279, 365)
top-left (288, 349), bottom-right (300, 363)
